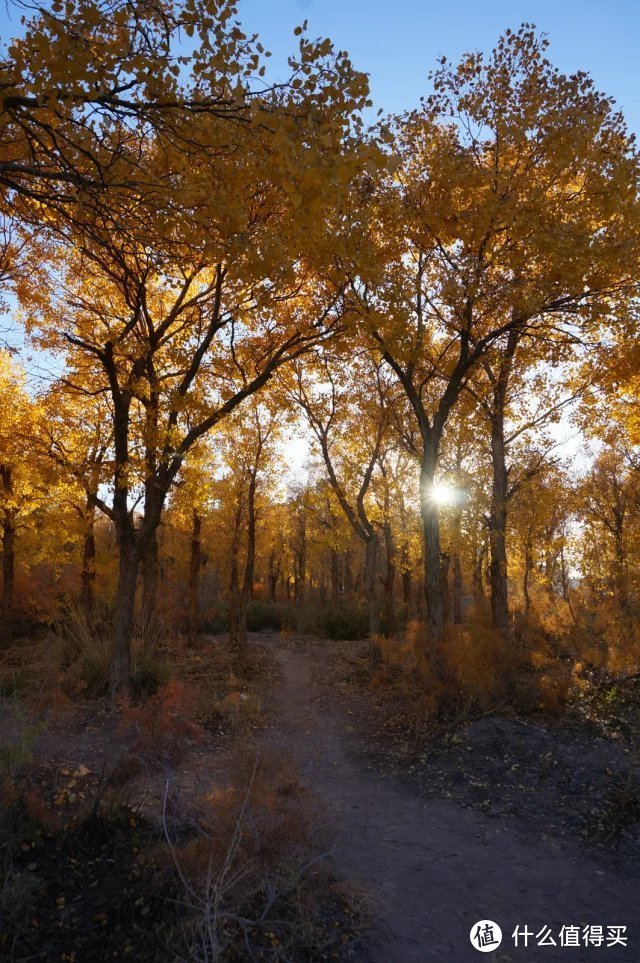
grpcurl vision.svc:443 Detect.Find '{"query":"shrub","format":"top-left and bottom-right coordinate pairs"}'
top-left (119, 680), bottom-right (204, 766)
top-left (208, 690), bottom-right (262, 734)
top-left (165, 749), bottom-right (363, 961)
top-left (328, 606), bottom-right (369, 640)
top-left (130, 651), bottom-right (172, 700)
top-left (201, 606), bottom-right (229, 635)
top-left (0, 706), bottom-right (45, 781)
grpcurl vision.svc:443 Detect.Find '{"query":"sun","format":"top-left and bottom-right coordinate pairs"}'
top-left (428, 482), bottom-right (458, 506)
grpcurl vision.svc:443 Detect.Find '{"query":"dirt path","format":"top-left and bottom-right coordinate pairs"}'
top-left (259, 639), bottom-right (637, 963)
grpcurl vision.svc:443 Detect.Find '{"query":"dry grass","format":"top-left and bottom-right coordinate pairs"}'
top-left (164, 748), bottom-right (366, 961)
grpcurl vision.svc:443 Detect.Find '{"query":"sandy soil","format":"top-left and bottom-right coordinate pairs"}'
top-left (259, 637), bottom-right (638, 963)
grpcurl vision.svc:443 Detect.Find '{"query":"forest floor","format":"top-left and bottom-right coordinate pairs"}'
top-left (257, 635), bottom-right (639, 962)
top-left (1, 631), bottom-right (639, 961)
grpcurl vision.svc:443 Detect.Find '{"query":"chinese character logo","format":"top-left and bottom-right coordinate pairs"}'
top-left (470, 920), bottom-right (503, 953)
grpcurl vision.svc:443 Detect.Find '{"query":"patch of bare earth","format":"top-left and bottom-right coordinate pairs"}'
top-left (257, 635), bottom-right (639, 963)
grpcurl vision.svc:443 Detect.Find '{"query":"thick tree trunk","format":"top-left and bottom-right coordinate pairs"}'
top-left (523, 536), bottom-right (533, 616)
top-left (2, 509), bottom-right (16, 631)
top-left (473, 544), bottom-right (485, 598)
top-left (343, 550), bottom-right (353, 599)
top-left (489, 409), bottom-right (510, 635)
top-left (614, 530), bottom-right (627, 611)
top-left (188, 509), bottom-right (202, 646)
top-left (402, 568), bottom-right (412, 610)
top-left (294, 514), bottom-right (306, 605)
top-left (440, 552), bottom-right (451, 627)
top-left (452, 552), bottom-right (462, 624)
top-left (382, 518), bottom-right (396, 637)
top-left (112, 538), bottom-right (138, 696)
top-left (268, 548), bottom-right (279, 603)
top-left (487, 328), bottom-right (520, 636)
top-left (419, 447), bottom-right (444, 648)
top-left (227, 479), bottom-right (245, 648)
top-left (228, 536), bottom-right (241, 647)
top-left (330, 549), bottom-right (340, 603)
top-left (364, 533), bottom-right (380, 673)
top-left (141, 530), bottom-right (159, 642)
top-left (399, 542), bottom-right (412, 615)
top-left (236, 473), bottom-right (257, 658)
top-left (80, 504), bottom-right (96, 615)
top-left (1, 464), bottom-right (15, 639)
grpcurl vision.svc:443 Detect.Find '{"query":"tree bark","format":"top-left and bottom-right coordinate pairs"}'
top-left (268, 548), bottom-right (279, 603)
top-left (330, 549), bottom-right (340, 603)
top-left (523, 533), bottom-right (533, 616)
top-left (141, 530), bottom-right (159, 642)
top-left (188, 509), bottom-right (202, 646)
top-left (1, 464), bottom-right (15, 640)
top-left (112, 537), bottom-right (138, 696)
top-left (486, 328), bottom-right (520, 635)
top-left (440, 552), bottom-right (451, 627)
top-left (2, 510), bottom-right (16, 626)
top-left (402, 567), bottom-right (412, 612)
top-left (489, 404), bottom-right (510, 634)
top-left (419, 445), bottom-right (444, 648)
top-left (381, 499), bottom-right (396, 637)
top-left (343, 551), bottom-right (353, 599)
top-left (228, 499), bottom-right (242, 650)
top-left (80, 502), bottom-right (96, 615)
top-left (613, 528), bottom-right (628, 611)
top-left (364, 533), bottom-right (380, 671)
top-left (236, 470), bottom-right (257, 658)
top-left (452, 552), bottom-right (462, 624)
top-left (293, 512), bottom-right (306, 605)
top-left (473, 544), bottom-right (485, 597)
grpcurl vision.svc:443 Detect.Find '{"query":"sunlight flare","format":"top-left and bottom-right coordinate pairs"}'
top-left (427, 482), bottom-right (464, 507)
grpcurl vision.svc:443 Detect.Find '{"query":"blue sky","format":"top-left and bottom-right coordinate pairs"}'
top-left (235, 1), bottom-right (640, 133)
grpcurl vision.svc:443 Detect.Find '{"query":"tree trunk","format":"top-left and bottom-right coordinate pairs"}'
top-left (364, 533), bottom-right (380, 673)
top-left (80, 503), bottom-right (96, 615)
top-left (419, 446), bottom-right (444, 649)
top-left (140, 529), bottom-right (160, 649)
top-left (236, 472), bottom-right (257, 658)
top-left (294, 513), bottom-right (306, 605)
top-left (523, 535), bottom-right (533, 616)
top-left (228, 525), bottom-right (242, 648)
top-left (382, 519), bottom-right (396, 637)
top-left (330, 549), bottom-right (340, 603)
top-left (473, 544), bottom-right (485, 597)
top-left (489, 408), bottom-right (510, 634)
top-left (112, 538), bottom-right (138, 697)
top-left (188, 509), bottom-right (202, 646)
top-left (452, 552), bottom-right (462, 624)
top-left (614, 529), bottom-right (627, 611)
top-left (343, 550), bottom-right (353, 599)
top-left (1, 463), bottom-right (15, 633)
top-left (487, 329), bottom-right (520, 635)
top-left (440, 552), bottom-right (451, 627)
top-left (268, 548), bottom-right (279, 603)
top-left (2, 508), bottom-right (16, 635)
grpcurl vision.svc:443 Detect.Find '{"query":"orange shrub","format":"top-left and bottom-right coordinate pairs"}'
top-left (119, 680), bottom-right (204, 765)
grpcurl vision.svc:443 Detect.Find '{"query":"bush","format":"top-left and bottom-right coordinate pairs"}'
top-left (246, 602), bottom-right (295, 633)
top-left (0, 705), bottom-right (45, 780)
top-left (119, 680), bottom-right (204, 766)
top-left (201, 605), bottom-right (229, 635)
top-left (130, 651), bottom-right (172, 700)
top-left (323, 603), bottom-right (369, 641)
top-left (166, 749), bottom-right (364, 961)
